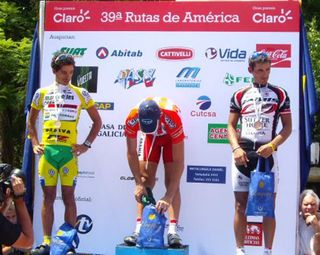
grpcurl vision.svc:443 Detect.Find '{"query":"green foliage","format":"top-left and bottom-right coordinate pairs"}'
top-left (302, 0), bottom-right (320, 28)
top-left (0, 0), bottom-right (37, 166)
top-left (306, 18), bottom-right (320, 143)
top-left (0, 38), bottom-right (32, 165)
top-left (0, 2), bottom-right (36, 40)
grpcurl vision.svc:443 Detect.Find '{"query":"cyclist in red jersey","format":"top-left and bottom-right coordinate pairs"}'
top-left (124, 97), bottom-right (185, 248)
top-left (227, 52), bottom-right (292, 255)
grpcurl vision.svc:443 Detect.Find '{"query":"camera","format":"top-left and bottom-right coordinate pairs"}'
top-left (0, 163), bottom-right (26, 202)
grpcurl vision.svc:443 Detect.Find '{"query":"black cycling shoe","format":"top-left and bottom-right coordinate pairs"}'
top-left (31, 244), bottom-right (50, 255)
top-left (167, 233), bottom-right (182, 248)
top-left (66, 248), bottom-right (77, 254)
top-left (123, 232), bottom-right (139, 246)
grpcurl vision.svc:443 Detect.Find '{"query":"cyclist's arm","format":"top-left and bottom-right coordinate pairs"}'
top-left (270, 113), bottom-right (292, 148)
top-left (28, 107), bottom-right (44, 154)
top-left (227, 112), bottom-right (240, 150)
top-left (84, 106), bottom-right (102, 144)
top-left (126, 137), bottom-right (143, 186)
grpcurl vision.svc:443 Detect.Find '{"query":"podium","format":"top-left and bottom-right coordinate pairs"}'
top-left (115, 244), bottom-right (189, 255)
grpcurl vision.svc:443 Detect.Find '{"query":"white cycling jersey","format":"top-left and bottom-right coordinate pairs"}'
top-left (230, 83), bottom-right (291, 145)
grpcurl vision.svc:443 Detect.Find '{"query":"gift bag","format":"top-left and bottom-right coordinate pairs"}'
top-left (50, 222), bottom-right (79, 255)
top-left (137, 204), bottom-right (167, 248)
top-left (246, 156), bottom-right (275, 218)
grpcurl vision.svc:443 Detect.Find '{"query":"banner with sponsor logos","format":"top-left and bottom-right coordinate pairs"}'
top-left (33, 1), bottom-right (300, 254)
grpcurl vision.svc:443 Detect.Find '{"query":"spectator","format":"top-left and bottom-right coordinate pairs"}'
top-left (299, 189), bottom-right (320, 255)
top-left (0, 164), bottom-right (34, 255)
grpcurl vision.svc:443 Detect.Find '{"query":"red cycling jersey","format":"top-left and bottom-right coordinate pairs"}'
top-left (125, 97), bottom-right (185, 144)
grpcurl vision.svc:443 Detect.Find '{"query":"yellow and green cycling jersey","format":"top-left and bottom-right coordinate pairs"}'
top-left (31, 82), bottom-right (95, 146)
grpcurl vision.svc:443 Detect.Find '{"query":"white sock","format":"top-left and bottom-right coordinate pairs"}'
top-left (168, 219), bottom-right (178, 235)
top-left (134, 218), bottom-right (142, 234)
top-left (236, 246), bottom-right (246, 254)
top-left (264, 248), bottom-right (272, 255)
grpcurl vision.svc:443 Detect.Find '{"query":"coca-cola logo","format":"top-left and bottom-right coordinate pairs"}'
top-left (157, 47), bottom-right (194, 61)
top-left (256, 44), bottom-right (291, 68)
top-left (269, 49), bottom-right (289, 59)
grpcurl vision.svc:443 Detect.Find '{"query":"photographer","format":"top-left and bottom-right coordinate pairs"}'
top-left (0, 165), bottom-right (34, 255)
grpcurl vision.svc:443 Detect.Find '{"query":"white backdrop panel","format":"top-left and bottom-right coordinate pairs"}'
top-left (33, 2), bottom-right (300, 255)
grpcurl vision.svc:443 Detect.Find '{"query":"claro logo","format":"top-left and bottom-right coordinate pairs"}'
top-left (157, 47), bottom-right (194, 61)
top-left (53, 9), bottom-right (91, 23)
top-left (252, 8), bottom-right (293, 24)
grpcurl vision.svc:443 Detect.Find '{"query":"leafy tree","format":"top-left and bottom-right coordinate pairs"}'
top-left (302, 1), bottom-right (320, 144)
top-left (302, 0), bottom-right (320, 28)
top-left (306, 18), bottom-right (320, 142)
top-left (0, 1), bottom-right (38, 166)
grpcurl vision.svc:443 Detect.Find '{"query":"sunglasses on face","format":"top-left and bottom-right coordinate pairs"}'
top-left (54, 53), bottom-right (73, 64)
top-left (250, 51), bottom-right (269, 60)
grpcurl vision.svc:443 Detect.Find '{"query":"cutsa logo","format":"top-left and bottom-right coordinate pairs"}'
top-left (252, 8), bottom-right (293, 24)
top-left (196, 96), bottom-right (211, 110)
top-left (53, 9), bottom-right (91, 23)
top-left (191, 96), bottom-right (216, 118)
top-left (256, 44), bottom-right (291, 68)
top-left (157, 47), bottom-right (194, 61)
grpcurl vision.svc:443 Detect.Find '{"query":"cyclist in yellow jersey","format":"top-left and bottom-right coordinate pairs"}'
top-left (28, 53), bottom-right (102, 255)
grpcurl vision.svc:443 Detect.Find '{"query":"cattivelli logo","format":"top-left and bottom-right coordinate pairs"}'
top-left (157, 47), bottom-right (194, 61)
top-left (256, 44), bottom-right (291, 68)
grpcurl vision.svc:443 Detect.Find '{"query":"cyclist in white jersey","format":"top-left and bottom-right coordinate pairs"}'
top-left (227, 51), bottom-right (292, 255)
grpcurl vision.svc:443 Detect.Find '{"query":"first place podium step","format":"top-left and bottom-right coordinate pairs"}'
top-left (115, 244), bottom-right (189, 255)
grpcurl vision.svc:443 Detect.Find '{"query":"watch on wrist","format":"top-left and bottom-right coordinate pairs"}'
top-left (83, 140), bottom-right (92, 148)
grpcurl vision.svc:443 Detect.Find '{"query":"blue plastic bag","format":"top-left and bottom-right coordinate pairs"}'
top-left (137, 204), bottom-right (167, 248)
top-left (50, 222), bottom-right (79, 255)
top-left (246, 157), bottom-right (275, 218)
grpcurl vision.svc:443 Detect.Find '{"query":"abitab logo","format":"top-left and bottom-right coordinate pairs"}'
top-left (96, 47), bottom-right (109, 59)
top-left (196, 96), bottom-right (211, 110)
